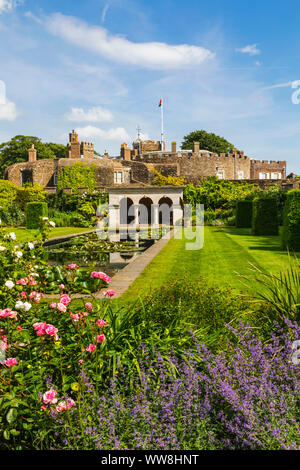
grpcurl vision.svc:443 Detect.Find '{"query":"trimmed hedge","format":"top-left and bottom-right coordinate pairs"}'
top-left (16, 185), bottom-right (46, 211)
top-left (236, 200), bottom-right (253, 228)
top-left (252, 197), bottom-right (278, 236)
top-left (281, 189), bottom-right (300, 251)
top-left (26, 202), bottom-right (48, 229)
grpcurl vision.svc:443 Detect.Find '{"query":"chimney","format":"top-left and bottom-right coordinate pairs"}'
top-left (171, 141), bottom-right (177, 153)
top-left (192, 141), bottom-right (200, 153)
top-left (121, 143), bottom-right (131, 161)
top-left (28, 144), bottom-right (37, 162)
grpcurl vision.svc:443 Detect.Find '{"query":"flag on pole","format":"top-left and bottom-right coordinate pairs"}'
top-left (158, 98), bottom-right (162, 107)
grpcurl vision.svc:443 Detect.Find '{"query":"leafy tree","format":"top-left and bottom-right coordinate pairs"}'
top-left (181, 130), bottom-right (235, 154)
top-left (0, 135), bottom-right (66, 177)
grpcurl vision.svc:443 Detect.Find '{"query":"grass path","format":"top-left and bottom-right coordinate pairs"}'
top-left (121, 227), bottom-right (298, 300)
top-left (3, 226), bottom-right (90, 242)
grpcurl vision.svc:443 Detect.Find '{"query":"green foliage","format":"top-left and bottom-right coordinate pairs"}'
top-left (181, 130), bottom-right (235, 153)
top-left (281, 189), bottom-right (300, 251)
top-left (236, 200), bottom-right (253, 228)
top-left (57, 162), bottom-right (97, 193)
top-left (184, 178), bottom-right (257, 212)
top-left (0, 135), bottom-right (66, 176)
top-left (16, 185), bottom-right (46, 211)
top-left (252, 197), bottom-right (279, 236)
top-left (152, 170), bottom-right (186, 186)
top-left (26, 202), bottom-right (48, 229)
top-left (134, 277), bottom-right (245, 337)
top-left (0, 207), bottom-right (25, 227)
top-left (0, 180), bottom-right (19, 209)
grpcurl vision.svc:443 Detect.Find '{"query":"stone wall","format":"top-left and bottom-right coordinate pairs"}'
top-left (4, 159), bottom-right (57, 187)
top-left (131, 150), bottom-right (250, 180)
top-left (250, 160), bottom-right (286, 179)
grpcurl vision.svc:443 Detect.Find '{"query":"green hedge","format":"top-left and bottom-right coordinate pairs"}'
top-left (281, 189), bottom-right (300, 251)
top-left (0, 180), bottom-right (19, 209)
top-left (252, 197), bottom-right (278, 236)
top-left (26, 202), bottom-right (48, 229)
top-left (236, 200), bottom-right (253, 228)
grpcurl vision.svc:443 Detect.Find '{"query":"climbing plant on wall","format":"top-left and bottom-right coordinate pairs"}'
top-left (57, 162), bottom-right (97, 193)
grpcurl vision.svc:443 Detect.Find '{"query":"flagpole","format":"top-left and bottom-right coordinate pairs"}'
top-left (161, 97), bottom-right (164, 149)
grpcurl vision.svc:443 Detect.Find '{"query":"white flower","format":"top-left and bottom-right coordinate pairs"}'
top-left (49, 221), bottom-right (56, 227)
top-left (42, 217), bottom-right (48, 221)
top-left (23, 302), bottom-right (32, 312)
top-left (28, 242), bottom-right (34, 250)
top-left (9, 232), bottom-right (16, 240)
top-left (15, 251), bottom-right (23, 259)
top-left (30, 272), bottom-right (39, 278)
top-left (0, 219), bottom-right (1, 225)
top-left (0, 246), bottom-right (6, 252)
top-left (15, 301), bottom-right (24, 310)
top-left (5, 280), bottom-right (15, 289)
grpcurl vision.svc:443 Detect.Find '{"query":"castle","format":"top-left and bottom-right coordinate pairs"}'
top-left (3, 130), bottom-right (287, 189)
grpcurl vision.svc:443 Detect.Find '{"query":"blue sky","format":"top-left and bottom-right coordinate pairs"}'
top-left (0, 0), bottom-right (300, 172)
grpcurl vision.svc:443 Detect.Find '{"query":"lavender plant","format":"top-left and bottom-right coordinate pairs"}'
top-left (47, 320), bottom-right (300, 450)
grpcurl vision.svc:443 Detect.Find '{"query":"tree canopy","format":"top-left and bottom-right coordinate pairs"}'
top-left (0, 135), bottom-right (67, 177)
top-left (181, 130), bottom-right (235, 154)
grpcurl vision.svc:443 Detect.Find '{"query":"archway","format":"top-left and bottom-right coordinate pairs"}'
top-left (119, 197), bottom-right (134, 225)
top-left (139, 197), bottom-right (154, 225)
top-left (158, 197), bottom-right (173, 225)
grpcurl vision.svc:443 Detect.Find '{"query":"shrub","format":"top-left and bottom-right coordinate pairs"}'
top-left (26, 201), bottom-right (48, 229)
top-left (16, 185), bottom-right (46, 211)
top-left (0, 207), bottom-right (25, 226)
top-left (0, 180), bottom-right (19, 209)
top-left (281, 189), bottom-right (300, 251)
top-left (134, 278), bottom-right (246, 336)
top-left (252, 197), bottom-right (278, 235)
top-left (236, 200), bottom-right (253, 228)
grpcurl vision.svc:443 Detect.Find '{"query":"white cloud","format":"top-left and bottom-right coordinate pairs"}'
top-left (0, 100), bottom-right (18, 120)
top-left (44, 13), bottom-right (215, 70)
top-left (236, 44), bottom-right (261, 56)
top-left (101, 3), bottom-right (109, 23)
top-left (65, 106), bottom-right (113, 122)
top-left (0, 0), bottom-right (17, 14)
top-left (76, 125), bottom-right (130, 141)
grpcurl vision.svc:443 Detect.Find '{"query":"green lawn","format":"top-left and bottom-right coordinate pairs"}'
top-left (3, 226), bottom-right (91, 242)
top-left (121, 226), bottom-right (299, 300)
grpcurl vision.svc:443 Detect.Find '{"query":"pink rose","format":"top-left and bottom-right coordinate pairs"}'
top-left (67, 264), bottom-right (78, 270)
top-left (104, 290), bottom-right (115, 297)
top-left (70, 313), bottom-right (81, 322)
top-left (85, 302), bottom-right (93, 311)
top-left (49, 302), bottom-right (57, 309)
top-left (59, 284), bottom-right (65, 290)
top-left (21, 291), bottom-right (27, 299)
top-left (5, 358), bottom-right (18, 367)
top-left (0, 342), bottom-right (8, 351)
top-left (33, 322), bottom-right (46, 334)
top-left (17, 278), bottom-right (28, 286)
top-left (60, 294), bottom-right (71, 306)
top-left (91, 272), bottom-right (110, 283)
top-left (86, 344), bottom-right (96, 353)
top-left (42, 389), bottom-right (58, 405)
top-left (97, 319), bottom-right (107, 327)
top-left (96, 334), bottom-right (106, 343)
top-left (57, 303), bottom-right (67, 313)
top-left (55, 398), bottom-right (75, 413)
top-left (45, 324), bottom-right (58, 337)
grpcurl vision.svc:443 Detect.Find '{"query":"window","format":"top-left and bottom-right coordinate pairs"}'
top-left (271, 172), bottom-right (281, 180)
top-left (238, 171), bottom-right (244, 180)
top-left (114, 171), bottom-right (123, 184)
top-left (216, 170), bottom-right (225, 179)
top-left (259, 172), bottom-right (270, 180)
